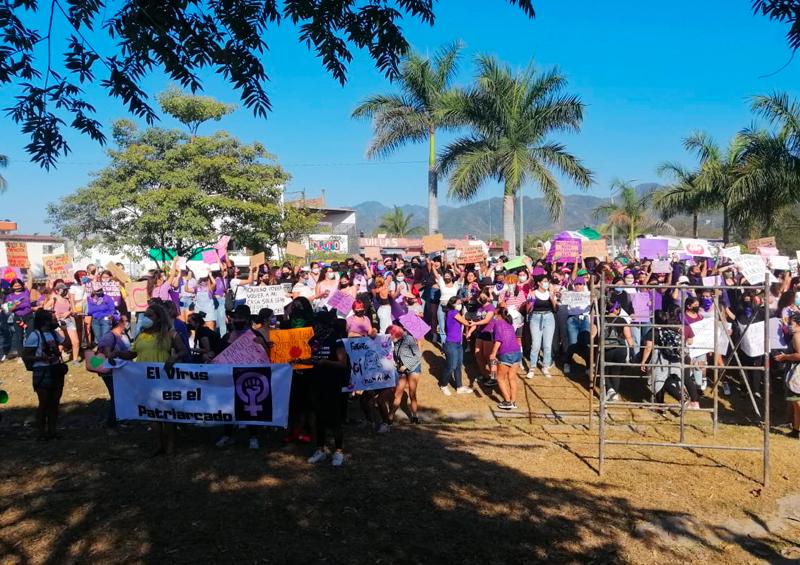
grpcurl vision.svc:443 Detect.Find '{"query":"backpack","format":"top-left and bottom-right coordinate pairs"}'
top-left (655, 328), bottom-right (682, 363)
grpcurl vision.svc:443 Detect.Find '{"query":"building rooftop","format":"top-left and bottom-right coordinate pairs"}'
top-left (285, 195), bottom-right (354, 213)
top-left (0, 234), bottom-right (64, 243)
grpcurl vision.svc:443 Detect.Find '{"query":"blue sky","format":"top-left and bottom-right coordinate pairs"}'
top-left (2, 0), bottom-right (798, 233)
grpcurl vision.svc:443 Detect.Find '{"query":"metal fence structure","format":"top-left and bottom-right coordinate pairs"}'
top-left (594, 279), bottom-right (772, 486)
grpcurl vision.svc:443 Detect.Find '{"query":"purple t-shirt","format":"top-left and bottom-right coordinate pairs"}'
top-left (445, 309), bottom-right (463, 343)
top-left (478, 303), bottom-right (496, 334)
top-left (7, 289), bottom-right (32, 317)
top-left (493, 319), bottom-right (521, 355)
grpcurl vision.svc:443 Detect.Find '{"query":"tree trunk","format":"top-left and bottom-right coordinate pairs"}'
top-left (427, 128), bottom-right (438, 234)
top-left (503, 191), bottom-right (516, 255)
top-left (692, 214), bottom-right (698, 238)
top-left (722, 203), bottom-right (730, 244)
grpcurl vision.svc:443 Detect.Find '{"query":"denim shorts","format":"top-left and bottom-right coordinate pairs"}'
top-left (497, 350), bottom-right (522, 366)
top-left (405, 363), bottom-right (421, 375)
top-left (179, 297), bottom-right (195, 310)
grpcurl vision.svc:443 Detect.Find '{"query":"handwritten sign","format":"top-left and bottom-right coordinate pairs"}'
top-left (422, 233), bottom-right (445, 254)
top-left (631, 292), bottom-right (652, 323)
top-left (270, 327), bottom-right (314, 369)
top-left (688, 316), bottom-right (730, 356)
top-left (552, 239), bottom-right (581, 261)
top-left (638, 238), bottom-right (668, 259)
top-left (739, 320), bottom-right (765, 357)
top-left (286, 241), bottom-right (306, 258)
top-left (249, 252), bottom-right (265, 270)
top-left (342, 335), bottom-right (397, 392)
top-left (326, 290), bottom-right (355, 315)
top-left (243, 285), bottom-right (287, 313)
top-left (702, 276), bottom-right (719, 287)
top-left (445, 249), bottom-right (458, 263)
top-left (560, 291), bottom-right (591, 309)
top-left (737, 254), bottom-right (767, 285)
top-left (363, 246), bottom-right (382, 260)
top-left (104, 261), bottom-right (131, 284)
top-left (5, 242), bottom-right (28, 268)
top-left (581, 239), bottom-right (608, 260)
top-left (398, 312), bottom-right (431, 340)
top-left (758, 246), bottom-right (779, 258)
top-left (100, 281), bottom-right (122, 305)
top-left (652, 260), bottom-right (671, 274)
top-left (212, 331), bottom-right (270, 365)
top-left (127, 280), bottom-right (149, 312)
top-left (43, 254), bottom-right (72, 281)
top-left (770, 255), bottom-right (790, 271)
top-left (720, 246), bottom-right (741, 261)
top-left (460, 245), bottom-right (487, 264)
top-left (680, 238), bottom-right (712, 257)
top-left (747, 237), bottom-right (776, 253)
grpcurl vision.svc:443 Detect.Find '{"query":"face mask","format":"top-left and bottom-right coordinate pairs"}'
top-left (454, 303), bottom-right (462, 310)
top-left (444, 277), bottom-right (452, 283)
top-left (689, 305), bottom-right (701, 313)
top-left (327, 272), bottom-right (335, 280)
top-left (81, 277), bottom-right (90, 284)
top-left (139, 315), bottom-right (154, 329)
top-left (624, 279), bottom-right (634, 285)
top-left (700, 298), bottom-right (712, 311)
top-left (354, 310), bottom-right (365, 316)
top-left (540, 282), bottom-right (550, 290)
top-left (613, 287), bottom-right (623, 293)
top-left (233, 320), bottom-right (248, 331)
top-left (312, 268), bottom-right (320, 274)
top-left (282, 271), bottom-right (290, 277)
top-left (518, 276), bottom-right (528, 283)
top-left (396, 276), bottom-right (405, 282)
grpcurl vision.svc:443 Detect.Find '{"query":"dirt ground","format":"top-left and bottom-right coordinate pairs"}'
top-left (1, 343), bottom-right (799, 564)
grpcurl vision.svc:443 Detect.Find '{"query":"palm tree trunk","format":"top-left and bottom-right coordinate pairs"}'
top-left (722, 203), bottom-right (729, 244)
top-left (427, 127), bottom-right (438, 234)
top-left (692, 214), bottom-right (698, 238)
top-left (503, 189), bottom-right (516, 254)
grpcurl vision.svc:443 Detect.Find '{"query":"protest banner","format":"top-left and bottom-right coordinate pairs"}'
top-left (202, 249), bottom-right (220, 265)
top-left (270, 327), bottom-right (314, 369)
top-left (104, 261), bottom-right (131, 283)
top-left (113, 362), bottom-right (291, 427)
top-left (560, 291), bottom-right (591, 309)
top-left (445, 249), bottom-right (458, 263)
top-left (638, 238), bottom-right (668, 259)
top-left (422, 233), bottom-right (445, 254)
top-left (688, 317), bottom-right (730, 356)
top-left (581, 239), bottom-right (608, 260)
top-left (127, 280), bottom-right (149, 312)
top-left (747, 237), bottom-right (776, 253)
top-left (363, 246), bottom-right (382, 260)
top-left (737, 254), bottom-right (767, 284)
top-left (243, 285), bottom-right (287, 313)
top-left (739, 321), bottom-right (765, 357)
top-left (651, 260), bottom-right (671, 274)
top-left (459, 245), bottom-right (486, 264)
top-left (758, 246), bottom-right (779, 258)
top-left (680, 238), bottom-right (713, 257)
top-left (630, 292), bottom-right (652, 323)
top-left (212, 332), bottom-right (270, 365)
top-left (286, 241), bottom-right (306, 258)
top-left (342, 335), bottom-right (397, 392)
top-left (5, 242), bottom-right (28, 268)
top-left (398, 312), bottom-right (430, 340)
top-left (249, 252), bottom-right (265, 270)
top-left (326, 290), bottom-right (355, 315)
top-left (769, 255), bottom-right (790, 271)
top-left (42, 254), bottom-right (72, 281)
top-left (719, 246), bottom-right (741, 261)
top-left (552, 239), bottom-right (581, 261)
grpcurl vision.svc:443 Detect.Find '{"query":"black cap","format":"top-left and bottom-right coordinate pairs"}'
top-left (230, 304), bottom-right (251, 318)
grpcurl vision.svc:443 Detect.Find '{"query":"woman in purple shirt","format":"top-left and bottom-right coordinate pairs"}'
top-left (490, 307), bottom-right (523, 410)
top-left (440, 296), bottom-right (473, 396)
top-left (87, 288), bottom-right (118, 343)
top-left (6, 278), bottom-right (34, 357)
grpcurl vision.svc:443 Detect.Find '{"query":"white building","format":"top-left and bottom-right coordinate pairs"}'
top-left (0, 221), bottom-right (67, 278)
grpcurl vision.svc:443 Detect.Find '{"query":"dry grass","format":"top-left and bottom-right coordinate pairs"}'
top-left (1, 343), bottom-right (799, 564)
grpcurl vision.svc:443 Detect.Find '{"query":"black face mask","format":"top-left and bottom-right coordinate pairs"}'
top-left (94, 291), bottom-right (104, 298)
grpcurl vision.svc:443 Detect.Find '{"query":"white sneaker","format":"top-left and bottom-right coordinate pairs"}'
top-left (526, 370), bottom-right (535, 379)
top-left (376, 423), bottom-right (390, 434)
top-left (456, 386), bottom-right (472, 395)
top-left (248, 437), bottom-right (259, 450)
top-left (331, 451), bottom-right (345, 466)
top-left (542, 366), bottom-right (552, 378)
top-left (215, 435), bottom-right (233, 448)
top-left (605, 388), bottom-right (617, 402)
top-left (0, 354), bottom-right (6, 362)
top-left (308, 449), bottom-right (327, 464)
top-left (440, 386), bottom-right (452, 396)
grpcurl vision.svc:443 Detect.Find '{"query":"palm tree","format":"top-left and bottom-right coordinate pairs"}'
top-left (653, 163), bottom-right (704, 237)
top-left (593, 181), bottom-right (673, 248)
top-left (377, 206), bottom-right (425, 237)
top-left (352, 42), bottom-right (463, 235)
top-left (0, 154), bottom-right (7, 192)
top-left (439, 55), bottom-right (593, 254)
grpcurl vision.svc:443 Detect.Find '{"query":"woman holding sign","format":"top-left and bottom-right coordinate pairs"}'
top-left (388, 324), bottom-right (422, 424)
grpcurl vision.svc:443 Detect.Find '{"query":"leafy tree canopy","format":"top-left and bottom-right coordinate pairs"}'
top-left (2, 0), bottom-right (534, 168)
top-left (46, 121), bottom-right (319, 257)
top-left (157, 86), bottom-right (236, 136)
top-left (377, 206), bottom-right (424, 237)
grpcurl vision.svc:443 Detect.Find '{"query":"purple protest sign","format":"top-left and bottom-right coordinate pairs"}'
top-left (631, 292), bottom-right (652, 323)
top-left (653, 291), bottom-right (663, 311)
top-left (638, 238), bottom-right (668, 259)
top-left (212, 332), bottom-right (270, 365)
top-left (326, 290), bottom-right (355, 315)
top-left (390, 297), bottom-right (408, 321)
top-left (202, 249), bottom-right (219, 265)
top-left (398, 312), bottom-right (431, 340)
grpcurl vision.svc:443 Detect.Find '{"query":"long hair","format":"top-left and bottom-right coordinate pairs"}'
top-left (445, 296), bottom-right (460, 311)
top-left (494, 306), bottom-right (514, 326)
top-left (145, 302), bottom-right (173, 350)
top-left (288, 297), bottom-right (314, 327)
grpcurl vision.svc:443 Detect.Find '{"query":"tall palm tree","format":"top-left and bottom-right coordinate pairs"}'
top-left (0, 154), bottom-right (7, 192)
top-left (439, 55), bottom-right (593, 254)
top-left (352, 42), bottom-right (463, 235)
top-left (653, 163), bottom-right (704, 237)
top-left (593, 181), bottom-right (673, 248)
top-left (377, 206), bottom-right (425, 237)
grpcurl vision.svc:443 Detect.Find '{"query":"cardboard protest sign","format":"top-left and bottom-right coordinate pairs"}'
top-left (249, 252), bottom-right (265, 270)
top-left (126, 280), bottom-right (149, 312)
top-left (326, 290), bottom-right (355, 315)
top-left (651, 260), bottom-right (671, 274)
top-left (638, 238), bottom-right (668, 259)
top-left (342, 336), bottom-right (397, 392)
top-left (398, 312), bottom-right (430, 340)
top-left (560, 291), bottom-right (591, 309)
top-left (212, 332), bottom-right (270, 365)
top-left (202, 249), bottom-right (219, 265)
top-left (243, 285), bottom-right (287, 313)
top-left (758, 246), bottom-right (779, 258)
top-left (719, 246), bottom-right (741, 261)
top-left (459, 245), bottom-right (486, 264)
top-left (104, 261), bottom-right (131, 284)
top-left (42, 254), bottom-right (72, 281)
top-left (747, 237), bottom-right (776, 253)
top-left (422, 233), bottom-right (445, 254)
top-left (286, 241), bottom-right (306, 258)
top-left (581, 239), bottom-right (608, 260)
top-left (739, 321), bottom-right (765, 357)
top-left (552, 239), bottom-right (581, 261)
top-left (737, 254), bottom-right (767, 285)
top-left (5, 242), bottom-right (28, 268)
top-left (269, 327), bottom-right (314, 369)
top-left (630, 292), bottom-right (652, 323)
top-left (680, 238), bottom-right (713, 257)
top-left (502, 256), bottom-right (529, 271)
top-left (769, 255), bottom-right (790, 271)
top-left (363, 247), bottom-right (382, 260)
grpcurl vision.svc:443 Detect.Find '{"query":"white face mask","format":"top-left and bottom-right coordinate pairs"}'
top-left (139, 315), bottom-right (154, 329)
top-left (540, 282), bottom-right (550, 291)
top-left (326, 272), bottom-right (335, 280)
top-left (312, 268), bottom-right (320, 274)
top-left (396, 276), bottom-right (405, 282)
top-left (518, 276), bottom-right (528, 283)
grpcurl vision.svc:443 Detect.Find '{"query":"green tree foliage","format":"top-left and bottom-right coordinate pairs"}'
top-left (593, 181), bottom-right (673, 247)
top-left (352, 42), bottom-right (464, 234)
top-left (46, 121), bottom-right (318, 257)
top-left (1, 0), bottom-right (534, 168)
top-left (377, 206), bottom-right (425, 237)
top-left (157, 86), bottom-right (236, 137)
top-left (753, 1), bottom-right (800, 50)
top-left (440, 55), bottom-right (593, 253)
top-left (653, 163), bottom-right (704, 238)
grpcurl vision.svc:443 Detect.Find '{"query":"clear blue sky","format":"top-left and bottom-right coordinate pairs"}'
top-left (2, 0), bottom-right (798, 233)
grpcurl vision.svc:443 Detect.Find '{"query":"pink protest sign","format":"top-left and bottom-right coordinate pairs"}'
top-left (202, 249), bottom-right (219, 265)
top-left (631, 292), bottom-right (652, 323)
top-left (212, 332), bottom-right (270, 365)
top-left (638, 238), bottom-right (668, 260)
top-left (214, 235), bottom-right (231, 262)
top-left (398, 312), bottom-right (431, 340)
top-left (327, 290), bottom-right (355, 315)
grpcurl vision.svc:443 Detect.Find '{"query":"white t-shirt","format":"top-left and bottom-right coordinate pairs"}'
top-left (436, 276), bottom-right (462, 303)
top-left (24, 330), bottom-right (65, 367)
